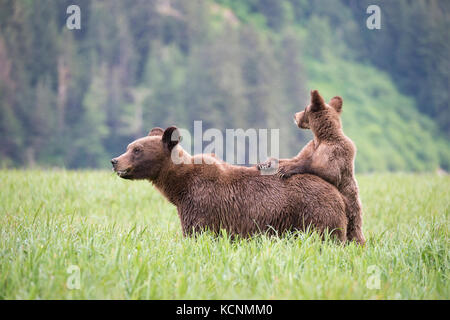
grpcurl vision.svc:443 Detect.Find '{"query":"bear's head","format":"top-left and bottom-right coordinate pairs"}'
top-left (111, 126), bottom-right (181, 180)
top-left (294, 90), bottom-right (343, 133)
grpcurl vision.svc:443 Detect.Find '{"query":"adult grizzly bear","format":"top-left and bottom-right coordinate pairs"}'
top-left (111, 126), bottom-right (348, 241)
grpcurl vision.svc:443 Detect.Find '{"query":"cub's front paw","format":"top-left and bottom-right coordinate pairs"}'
top-left (257, 161), bottom-right (272, 171)
top-left (277, 166), bottom-right (295, 179)
top-left (258, 158), bottom-right (279, 175)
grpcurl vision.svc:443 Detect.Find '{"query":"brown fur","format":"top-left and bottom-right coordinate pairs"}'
top-left (258, 90), bottom-right (366, 245)
top-left (112, 126), bottom-right (348, 241)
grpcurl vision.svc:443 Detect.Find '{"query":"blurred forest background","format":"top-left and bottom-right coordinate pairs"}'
top-left (0, 0), bottom-right (449, 172)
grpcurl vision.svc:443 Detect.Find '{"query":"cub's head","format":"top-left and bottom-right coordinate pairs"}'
top-left (294, 90), bottom-right (343, 131)
top-left (111, 126), bottom-right (181, 180)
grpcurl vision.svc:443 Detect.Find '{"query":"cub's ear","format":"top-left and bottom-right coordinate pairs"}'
top-left (310, 90), bottom-right (325, 112)
top-left (148, 127), bottom-right (164, 136)
top-left (329, 96), bottom-right (343, 113)
top-left (162, 126), bottom-right (181, 152)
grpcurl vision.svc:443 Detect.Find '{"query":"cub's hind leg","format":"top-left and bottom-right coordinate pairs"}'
top-left (341, 184), bottom-right (366, 246)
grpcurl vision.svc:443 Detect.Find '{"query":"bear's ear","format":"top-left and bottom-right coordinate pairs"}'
top-left (162, 126), bottom-right (181, 152)
top-left (148, 127), bottom-right (164, 136)
top-left (329, 96), bottom-right (343, 113)
top-left (310, 90), bottom-right (325, 112)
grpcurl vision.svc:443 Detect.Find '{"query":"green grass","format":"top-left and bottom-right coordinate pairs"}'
top-left (0, 170), bottom-right (448, 299)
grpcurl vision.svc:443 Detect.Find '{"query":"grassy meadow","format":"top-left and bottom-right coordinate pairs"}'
top-left (0, 170), bottom-right (448, 299)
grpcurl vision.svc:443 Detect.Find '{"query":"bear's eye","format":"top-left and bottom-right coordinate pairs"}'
top-left (133, 148), bottom-right (141, 155)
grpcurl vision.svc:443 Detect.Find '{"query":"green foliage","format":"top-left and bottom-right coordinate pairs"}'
top-left (142, 43), bottom-right (187, 129)
top-left (306, 56), bottom-right (450, 172)
top-left (0, 0), bottom-right (448, 171)
top-left (346, 0), bottom-right (450, 136)
top-left (0, 171), bottom-right (448, 299)
top-left (73, 65), bottom-right (110, 168)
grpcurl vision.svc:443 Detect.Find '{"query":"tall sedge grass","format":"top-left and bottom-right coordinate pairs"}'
top-left (0, 170), bottom-right (448, 299)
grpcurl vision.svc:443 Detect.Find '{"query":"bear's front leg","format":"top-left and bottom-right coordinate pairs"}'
top-left (277, 161), bottom-right (311, 179)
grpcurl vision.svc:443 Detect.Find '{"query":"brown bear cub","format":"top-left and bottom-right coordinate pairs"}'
top-left (258, 90), bottom-right (366, 245)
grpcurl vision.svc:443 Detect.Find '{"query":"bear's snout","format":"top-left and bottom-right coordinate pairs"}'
top-left (294, 112), bottom-right (302, 126)
top-left (111, 156), bottom-right (134, 178)
top-left (295, 110), bottom-right (310, 129)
